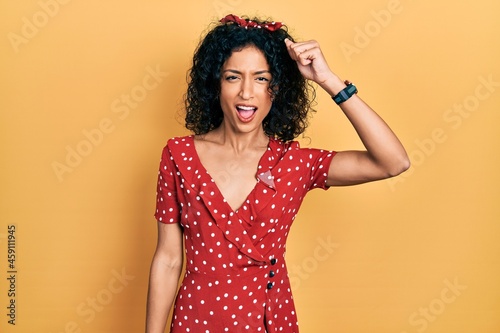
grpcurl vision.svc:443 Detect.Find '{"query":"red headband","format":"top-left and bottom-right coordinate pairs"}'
top-left (220, 14), bottom-right (283, 32)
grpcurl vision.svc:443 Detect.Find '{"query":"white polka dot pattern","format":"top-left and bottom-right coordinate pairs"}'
top-left (154, 135), bottom-right (336, 332)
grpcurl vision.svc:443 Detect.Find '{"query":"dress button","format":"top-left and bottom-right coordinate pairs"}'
top-left (269, 270), bottom-right (275, 277)
top-left (270, 258), bottom-right (277, 265)
top-left (267, 282), bottom-right (273, 289)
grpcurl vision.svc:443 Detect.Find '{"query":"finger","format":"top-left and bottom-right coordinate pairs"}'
top-left (285, 39), bottom-right (322, 66)
top-left (289, 40), bottom-right (319, 55)
top-left (297, 52), bottom-right (314, 66)
top-left (297, 46), bottom-right (323, 66)
top-left (284, 39), bottom-right (311, 59)
top-left (284, 38), bottom-right (293, 48)
top-left (284, 38), bottom-right (298, 61)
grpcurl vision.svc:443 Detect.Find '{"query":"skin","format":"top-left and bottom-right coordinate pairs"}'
top-left (194, 45), bottom-right (274, 211)
top-left (146, 39), bottom-right (410, 333)
top-left (283, 38), bottom-right (410, 185)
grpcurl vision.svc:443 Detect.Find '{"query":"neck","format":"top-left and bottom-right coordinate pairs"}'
top-left (213, 124), bottom-right (269, 154)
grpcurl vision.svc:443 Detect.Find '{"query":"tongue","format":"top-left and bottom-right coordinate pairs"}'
top-left (239, 110), bottom-right (254, 119)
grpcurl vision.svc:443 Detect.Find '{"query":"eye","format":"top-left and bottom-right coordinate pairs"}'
top-left (256, 77), bottom-right (270, 82)
top-left (225, 75), bottom-right (239, 81)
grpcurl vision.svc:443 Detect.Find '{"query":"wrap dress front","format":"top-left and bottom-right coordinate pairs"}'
top-left (154, 135), bottom-right (336, 332)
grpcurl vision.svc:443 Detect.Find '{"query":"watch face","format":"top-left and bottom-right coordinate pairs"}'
top-left (347, 85), bottom-right (358, 95)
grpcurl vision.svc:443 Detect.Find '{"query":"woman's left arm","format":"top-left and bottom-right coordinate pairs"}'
top-left (285, 39), bottom-right (410, 186)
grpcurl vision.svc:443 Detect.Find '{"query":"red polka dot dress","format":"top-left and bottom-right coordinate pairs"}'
top-left (155, 135), bottom-right (336, 333)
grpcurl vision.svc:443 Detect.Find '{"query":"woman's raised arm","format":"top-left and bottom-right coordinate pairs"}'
top-left (285, 38), bottom-right (410, 186)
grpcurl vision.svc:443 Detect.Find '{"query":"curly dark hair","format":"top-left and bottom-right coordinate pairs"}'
top-left (184, 15), bottom-right (316, 142)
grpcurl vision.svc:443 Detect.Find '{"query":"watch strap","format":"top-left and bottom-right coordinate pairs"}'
top-left (333, 80), bottom-right (358, 105)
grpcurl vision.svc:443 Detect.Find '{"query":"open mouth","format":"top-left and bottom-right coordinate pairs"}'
top-left (236, 105), bottom-right (257, 122)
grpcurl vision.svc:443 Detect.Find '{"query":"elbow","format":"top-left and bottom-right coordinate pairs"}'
top-left (149, 256), bottom-right (184, 281)
top-left (151, 251), bottom-right (184, 273)
top-left (386, 154), bottom-right (411, 178)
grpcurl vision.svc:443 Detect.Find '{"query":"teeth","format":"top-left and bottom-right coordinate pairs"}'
top-left (237, 106), bottom-right (256, 111)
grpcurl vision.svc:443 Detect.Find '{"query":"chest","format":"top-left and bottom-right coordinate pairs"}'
top-left (196, 147), bottom-right (266, 211)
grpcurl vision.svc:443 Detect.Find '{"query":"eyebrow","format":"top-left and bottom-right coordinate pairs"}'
top-left (222, 69), bottom-right (271, 75)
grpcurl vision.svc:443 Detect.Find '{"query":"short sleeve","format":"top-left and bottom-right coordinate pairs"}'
top-left (154, 145), bottom-right (181, 224)
top-left (301, 147), bottom-right (336, 191)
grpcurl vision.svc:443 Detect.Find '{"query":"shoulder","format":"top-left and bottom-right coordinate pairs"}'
top-left (270, 137), bottom-right (325, 156)
top-left (158, 135), bottom-right (195, 163)
top-left (166, 135), bottom-right (195, 149)
top-left (269, 137), bottom-right (300, 154)
top-left (167, 135), bottom-right (194, 146)
top-left (270, 137), bottom-right (336, 162)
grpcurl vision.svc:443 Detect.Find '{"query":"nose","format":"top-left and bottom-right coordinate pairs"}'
top-left (239, 78), bottom-right (254, 100)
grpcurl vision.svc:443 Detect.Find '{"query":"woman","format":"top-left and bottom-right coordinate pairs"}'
top-left (146, 14), bottom-right (409, 333)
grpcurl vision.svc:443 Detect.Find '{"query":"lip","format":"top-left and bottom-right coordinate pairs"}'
top-left (235, 104), bottom-right (258, 123)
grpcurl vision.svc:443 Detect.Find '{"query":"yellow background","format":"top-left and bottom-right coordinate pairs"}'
top-left (1, 0), bottom-right (499, 332)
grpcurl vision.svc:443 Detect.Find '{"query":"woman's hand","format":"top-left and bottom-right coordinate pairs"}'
top-left (285, 38), bottom-right (410, 185)
top-left (284, 38), bottom-right (337, 87)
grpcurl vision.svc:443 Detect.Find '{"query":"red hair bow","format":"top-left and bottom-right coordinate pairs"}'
top-left (220, 14), bottom-right (283, 32)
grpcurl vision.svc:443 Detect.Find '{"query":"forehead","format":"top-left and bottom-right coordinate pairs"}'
top-left (222, 45), bottom-right (269, 70)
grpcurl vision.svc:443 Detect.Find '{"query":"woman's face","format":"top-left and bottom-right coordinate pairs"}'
top-left (219, 45), bottom-right (273, 135)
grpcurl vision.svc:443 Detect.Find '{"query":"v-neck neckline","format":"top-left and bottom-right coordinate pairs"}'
top-left (188, 135), bottom-right (272, 213)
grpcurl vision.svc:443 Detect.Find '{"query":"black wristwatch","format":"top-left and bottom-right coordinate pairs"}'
top-left (332, 80), bottom-right (358, 105)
